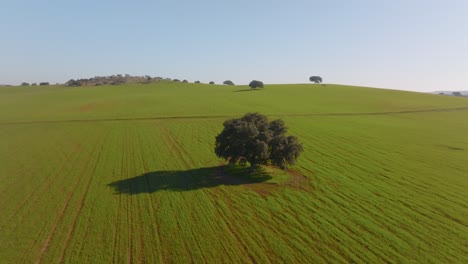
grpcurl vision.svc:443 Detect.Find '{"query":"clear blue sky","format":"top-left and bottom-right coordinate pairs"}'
top-left (1, 0), bottom-right (467, 91)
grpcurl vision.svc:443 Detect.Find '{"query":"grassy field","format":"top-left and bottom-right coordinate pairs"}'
top-left (0, 82), bottom-right (467, 263)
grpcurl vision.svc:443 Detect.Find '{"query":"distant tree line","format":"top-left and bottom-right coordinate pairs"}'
top-left (20, 82), bottom-right (47, 86)
top-left (438, 92), bottom-right (466, 97)
top-left (65, 74), bottom-right (166, 87)
top-left (18, 74), bottom-right (324, 88)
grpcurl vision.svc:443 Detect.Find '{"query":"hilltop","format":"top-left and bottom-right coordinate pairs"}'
top-left (1, 82), bottom-right (468, 123)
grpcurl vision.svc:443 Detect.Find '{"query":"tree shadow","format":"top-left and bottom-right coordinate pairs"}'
top-left (107, 166), bottom-right (272, 195)
top-left (233, 89), bottom-right (262, 92)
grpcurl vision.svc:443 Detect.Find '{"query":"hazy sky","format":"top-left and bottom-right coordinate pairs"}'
top-left (1, 0), bottom-right (467, 91)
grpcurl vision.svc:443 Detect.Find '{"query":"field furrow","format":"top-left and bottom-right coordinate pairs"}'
top-left (1, 84), bottom-right (467, 263)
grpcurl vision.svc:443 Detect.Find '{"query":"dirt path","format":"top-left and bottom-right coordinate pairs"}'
top-left (1, 106), bottom-right (468, 126)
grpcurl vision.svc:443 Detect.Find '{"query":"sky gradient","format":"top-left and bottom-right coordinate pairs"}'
top-left (1, 0), bottom-right (467, 91)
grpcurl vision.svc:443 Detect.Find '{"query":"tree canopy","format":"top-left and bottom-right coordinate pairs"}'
top-left (209, 81), bottom-right (215, 84)
top-left (215, 113), bottom-right (303, 170)
top-left (223, 80), bottom-right (235, 85)
top-left (66, 79), bottom-right (81, 86)
top-left (309, 76), bottom-right (322, 83)
top-left (249, 80), bottom-right (264, 89)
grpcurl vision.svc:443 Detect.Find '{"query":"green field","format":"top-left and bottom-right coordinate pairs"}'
top-left (0, 82), bottom-right (467, 263)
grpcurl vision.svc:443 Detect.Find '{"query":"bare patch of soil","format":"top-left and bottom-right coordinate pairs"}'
top-left (215, 166), bottom-right (311, 197)
top-left (285, 169), bottom-right (313, 192)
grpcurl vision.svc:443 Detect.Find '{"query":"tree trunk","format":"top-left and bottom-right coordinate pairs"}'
top-left (249, 162), bottom-right (258, 173)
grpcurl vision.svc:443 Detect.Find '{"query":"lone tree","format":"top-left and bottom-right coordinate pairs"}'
top-left (209, 81), bottom-right (215, 84)
top-left (309, 76), bottom-right (322, 83)
top-left (215, 113), bottom-right (303, 171)
top-left (182, 79), bottom-right (188, 83)
top-left (195, 80), bottom-right (201, 83)
top-left (249, 80), bottom-right (264, 90)
top-left (223, 80), bottom-right (235, 85)
top-left (21, 82), bottom-right (30, 86)
top-left (39, 82), bottom-right (49, 86)
top-left (452, 91), bottom-right (462, 96)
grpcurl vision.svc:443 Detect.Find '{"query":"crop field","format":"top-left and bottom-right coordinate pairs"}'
top-left (0, 83), bottom-right (467, 263)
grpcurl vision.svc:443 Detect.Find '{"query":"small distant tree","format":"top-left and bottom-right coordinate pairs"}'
top-left (173, 79), bottom-right (180, 82)
top-left (66, 79), bottom-right (81, 86)
top-left (223, 80), bottom-right (235, 85)
top-left (31, 83), bottom-right (37, 86)
top-left (215, 113), bottom-right (303, 171)
top-left (182, 79), bottom-right (188, 83)
top-left (452, 92), bottom-right (462, 96)
top-left (195, 80), bottom-right (201, 83)
top-left (21, 82), bottom-right (30, 86)
top-left (249, 80), bottom-right (264, 90)
top-left (39, 82), bottom-right (49, 86)
top-left (209, 81), bottom-right (215, 84)
top-left (309, 76), bottom-right (322, 83)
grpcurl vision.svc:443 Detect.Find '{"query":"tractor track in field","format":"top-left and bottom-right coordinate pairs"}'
top-left (135, 132), bottom-right (150, 263)
top-left (142, 130), bottom-right (166, 262)
top-left (160, 127), bottom-right (204, 259)
top-left (127, 128), bottom-right (135, 264)
top-left (56, 132), bottom-right (108, 263)
top-left (34, 134), bottom-right (104, 264)
top-left (3, 144), bottom-right (80, 226)
top-left (1, 107), bottom-right (468, 126)
top-left (112, 130), bottom-right (126, 264)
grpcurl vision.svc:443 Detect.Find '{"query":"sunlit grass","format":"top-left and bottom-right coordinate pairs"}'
top-left (0, 83), bottom-right (467, 263)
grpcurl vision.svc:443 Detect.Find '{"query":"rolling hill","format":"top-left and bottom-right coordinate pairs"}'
top-left (0, 82), bottom-right (467, 263)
